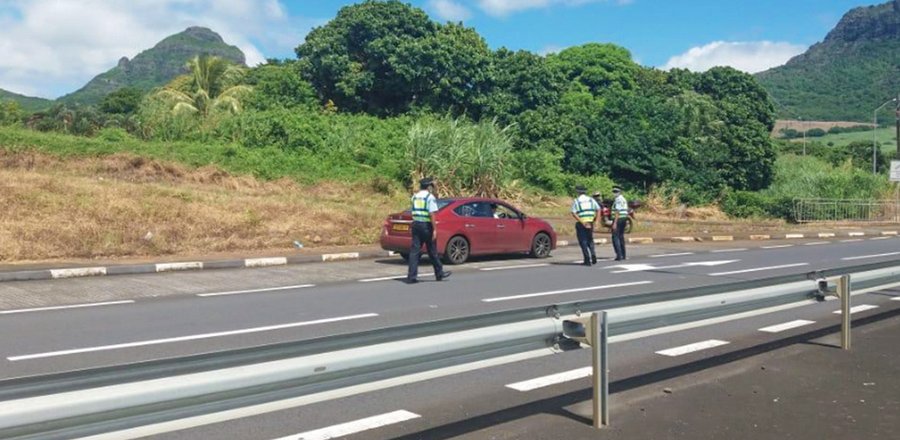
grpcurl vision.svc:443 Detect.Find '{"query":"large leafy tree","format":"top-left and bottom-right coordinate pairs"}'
top-left (296, 0), bottom-right (491, 116)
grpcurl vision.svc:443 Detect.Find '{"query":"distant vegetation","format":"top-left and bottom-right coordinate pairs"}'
top-left (757, 0), bottom-right (900, 121)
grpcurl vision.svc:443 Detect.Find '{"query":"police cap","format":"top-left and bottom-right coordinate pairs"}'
top-left (575, 184), bottom-right (587, 193)
top-left (419, 177), bottom-right (434, 188)
top-left (612, 186), bottom-right (622, 193)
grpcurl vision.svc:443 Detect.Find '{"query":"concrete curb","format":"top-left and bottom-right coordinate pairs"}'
top-left (0, 229), bottom-right (896, 283)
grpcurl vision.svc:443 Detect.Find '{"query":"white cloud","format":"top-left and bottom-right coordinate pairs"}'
top-left (0, 0), bottom-right (318, 99)
top-left (662, 41), bottom-right (807, 74)
top-left (476, 0), bottom-right (629, 17)
top-left (428, 0), bottom-right (472, 21)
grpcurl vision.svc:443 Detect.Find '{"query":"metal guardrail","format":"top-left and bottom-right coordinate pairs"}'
top-left (794, 198), bottom-right (900, 223)
top-left (0, 260), bottom-right (898, 439)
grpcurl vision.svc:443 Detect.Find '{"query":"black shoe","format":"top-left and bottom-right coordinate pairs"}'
top-left (591, 256), bottom-right (597, 265)
top-left (583, 261), bottom-right (592, 267)
top-left (614, 257), bottom-right (622, 261)
top-left (437, 271), bottom-right (452, 281)
top-left (405, 278), bottom-right (418, 284)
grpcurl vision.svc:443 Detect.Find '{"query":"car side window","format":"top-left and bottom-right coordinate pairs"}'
top-left (492, 204), bottom-right (519, 219)
top-left (454, 203), bottom-right (480, 217)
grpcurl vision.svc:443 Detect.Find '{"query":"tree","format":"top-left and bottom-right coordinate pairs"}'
top-left (0, 100), bottom-right (23, 126)
top-left (244, 62), bottom-right (318, 111)
top-left (548, 43), bottom-right (640, 95)
top-left (296, 0), bottom-right (491, 116)
top-left (100, 87), bottom-right (143, 114)
top-left (482, 49), bottom-right (565, 125)
top-left (152, 55), bottom-right (251, 117)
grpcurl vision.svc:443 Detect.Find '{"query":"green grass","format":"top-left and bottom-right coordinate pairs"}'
top-left (806, 127), bottom-right (898, 153)
top-left (0, 126), bottom-right (384, 185)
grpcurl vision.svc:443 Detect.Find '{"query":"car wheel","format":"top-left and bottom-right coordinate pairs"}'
top-left (443, 236), bottom-right (470, 265)
top-left (625, 218), bottom-right (633, 234)
top-left (530, 232), bottom-right (552, 258)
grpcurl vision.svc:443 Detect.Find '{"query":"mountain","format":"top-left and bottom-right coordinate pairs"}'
top-left (756, 0), bottom-right (900, 122)
top-left (0, 89), bottom-right (53, 112)
top-left (58, 27), bottom-right (246, 106)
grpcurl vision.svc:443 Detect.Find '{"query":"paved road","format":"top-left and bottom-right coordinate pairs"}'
top-left (0, 237), bottom-right (898, 379)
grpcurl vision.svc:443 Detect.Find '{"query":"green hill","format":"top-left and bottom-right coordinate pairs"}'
top-left (0, 89), bottom-right (53, 112)
top-left (756, 0), bottom-right (900, 121)
top-left (58, 27), bottom-right (246, 106)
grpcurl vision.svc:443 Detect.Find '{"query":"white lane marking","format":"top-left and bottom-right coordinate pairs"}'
top-left (841, 252), bottom-right (900, 261)
top-left (711, 248), bottom-right (748, 253)
top-left (481, 263), bottom-right (550, 272)
top-left (848, 232), bottom-right (865, 237)
top-left (482, 281), bottom-right (653, 303)
top-left (758, 320), bottom-right (815, 333)
top-left (892, 297), bottom-right (900, 301)
top-left (197, 285), bottom-right (315, 297)
top-left (7, 313), bottom-right (379, 361)
top-left (656, 340), bottom-right (730, 357)
top-left (761, 244), bottom-right (794, 249)
top-left (785, 234), bottom-right (805, 239)
top-left (610, 260), bottom-right (737, 274)
top-left (50, 267), bottom-right (107, 279)
top-left (0, 300), bottom-right (134, 315)
top-left (804, 241), bottom-right (830, 246)
top-left (709, 263), bottom-right (809, 276)
top-left (245, 257), bottom-right (288, 268)
top-left (840, 239), bottom-right (864, 243)
top-left (278, 410), bottom-right (420, 440)
top-left (506, 367), bottom-right (592, 392)
top-left (649, 252), bottom-right (695, 258)
top-left (156, 262), bottom-right (203, 272)
top-left (359, 274), bottom-right (434, 283)
top-left (870, 237), bottom-right (891, 241)
top-left (882, 231), bottom-right (899, 236)
top-left (833, 305), bottom-right (879, 315)
top-left (818, 233), bottom-right (836, 238)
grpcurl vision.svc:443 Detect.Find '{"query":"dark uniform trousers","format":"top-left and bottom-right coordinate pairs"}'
top-left (612, 218), bottom-right (627, 259)
top-left (575, 222), bottom-right (596, 264)
top-left (408, 221), bottom-right (444, 280)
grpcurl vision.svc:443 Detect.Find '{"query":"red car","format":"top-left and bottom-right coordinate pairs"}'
top-left (380, 198), bottom-right (557, 265)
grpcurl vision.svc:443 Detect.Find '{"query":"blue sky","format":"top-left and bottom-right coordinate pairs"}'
top-left (0, 0), bottom-right (884, 99)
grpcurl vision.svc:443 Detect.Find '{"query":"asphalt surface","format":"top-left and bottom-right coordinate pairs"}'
top-left (1, 237), bottom-right (899, 440)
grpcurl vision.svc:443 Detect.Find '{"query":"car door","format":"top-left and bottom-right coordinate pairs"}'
top-left (492, 203), bottom-right (529, 252)
top-left (453, 202), bottom-right (498, 254)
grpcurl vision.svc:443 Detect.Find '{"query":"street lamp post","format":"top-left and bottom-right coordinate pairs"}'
top-left (873, 98), bottom-right (898, 174)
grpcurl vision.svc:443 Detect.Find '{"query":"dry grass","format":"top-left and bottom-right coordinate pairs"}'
top-left (0, 150), bottom-right (413, 262)
top-left (772, 120), bottom-right (874, 135)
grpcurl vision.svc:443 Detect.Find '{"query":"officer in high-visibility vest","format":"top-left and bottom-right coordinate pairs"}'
top-left (406, 178), bottom-right (451, 284)
top-left (611, 186), bottom-right (628, 261)
top-left (570, 185), bottom-right (600, 266)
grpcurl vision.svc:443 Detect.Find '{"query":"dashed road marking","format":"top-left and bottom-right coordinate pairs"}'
top-left (649, 252), bottom-right (695, 258)
top-left (481, 263), bottom-right (550, 272)
top-left (840, 239), bottom-right (864, 243)
top-left (804, 241), bottom-right (830, 246)
top-left (711, 248), bottom-right (748, 253)
top-left (709, 263), bottom-right (809, 276)
top-left (8, 313), bottom-right (379, 361)
top-left (277, 410), bottom-right (421, 440)
top-left (0, 300), bottom-right (135, 315)
top-left (761, 244), bottom-right (794, 249)
top-left (870, 237), bottom-right (892, 241)
top-left (359, 274), bottom-right (434, 283)
top-left (197, 284), bottom-right (315, 297)
top-left (482, 281), bottom-right (653, 303)
top-left (506, 367), bottom-right (593, 392)
top-left (758, 320), bottom-right (815, 333)
top-left (833, 305), bottom-right (879, 315)
top-left (656, 340), bottom-right (730, 357)
top-left (841, 252), bottom-right (900, 261)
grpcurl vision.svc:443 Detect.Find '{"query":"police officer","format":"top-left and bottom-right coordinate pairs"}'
top-left (571, 185), bottom-right (600, 266)
top-left (407, 178), bottom-right (451, 284)
top-left (611, 186), bottom-right (628, 261)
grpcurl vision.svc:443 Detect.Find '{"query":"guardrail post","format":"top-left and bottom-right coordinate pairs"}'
top-left (838, 275), bottom-right (851, 350)
top-left (591, 311), bottom-right (609, 428)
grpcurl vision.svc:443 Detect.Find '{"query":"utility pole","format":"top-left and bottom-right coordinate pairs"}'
top-left (895, 92), bottom-right (899, 159)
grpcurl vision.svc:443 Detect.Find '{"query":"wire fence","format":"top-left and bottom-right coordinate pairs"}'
top-left (794, 198), bottom-right (900, 223)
